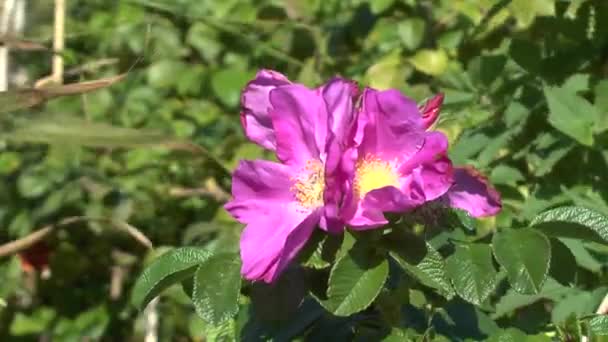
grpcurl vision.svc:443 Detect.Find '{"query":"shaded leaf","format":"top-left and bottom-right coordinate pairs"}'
top-left (531, 206), bottom-right (608, 243)
top-left (250, 267), bottom-right (307, 322)
top-left (192, 253), bottom-right (242, 325)
top-left (548, 238), bottom-right (576, 286)
top-left (325, 246), bottom-right (389, 316)
top-left (492, 229), bottom-right (551, 294)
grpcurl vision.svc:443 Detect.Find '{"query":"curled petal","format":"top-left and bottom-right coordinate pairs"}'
top-left (269, 85), bottom-right (327, 167)
top-left (399, 132), bottom-right (454, 201)
top-left (419, 93), bottom-right (444, 130)
top-left (358, 88), bottom-right (425, 160)
top-left (321, 78), bottom-right (359, 232)
top-left (444, 166), bottom-right (502, 217)
top-left (346, 185), bottom-right (425, 230)
top-left (240, 70), bottom-right (291, 150)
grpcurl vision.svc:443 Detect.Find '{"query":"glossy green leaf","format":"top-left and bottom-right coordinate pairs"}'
top-left (531, 206), bottom-right (608, 243)
top-left (192, 253), bottom-right (242, 326)
top-left (492, 229), bottom-right (551, 294)
top-left (132, 247), bottom-right (213, 309)
top-left (445, 244), bottom-right (498, 305)
top-left (326, 248), bottom-right (389, 316)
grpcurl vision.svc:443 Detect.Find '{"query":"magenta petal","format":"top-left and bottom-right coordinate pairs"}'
top-left (399, 132), bottom-right (454, 201)
top-left (225, 160), bottom-right (294, 207)
top-left (224, 160), bottom-right (320, 283)
top-left (269, 85), bottom-right (327, 167)
top-left (323, 78), bottom-right (359, 142)
top-left (240, 70), bottom-right (291, 150)
top-left (347, 186), bottom-right (424, 230)
top-left (321, 78), bottom-right (359, 232)
top-left (445, 166), bottom-right (502, 217)
top-left (359, 88), bottom-right (425, 159)
top-left (237, 204), bottom-right (319, 283)
top-left (419, 93), bottom-right (444, 130)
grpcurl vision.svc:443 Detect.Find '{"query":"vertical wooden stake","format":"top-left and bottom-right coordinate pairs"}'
top-left (52, 0), bottom-right (64, 84)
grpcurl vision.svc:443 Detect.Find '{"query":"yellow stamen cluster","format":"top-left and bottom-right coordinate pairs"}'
top-left (291, 160), bottom-right (325, 209)
top-left (354, 155), bottom-right (399, 198)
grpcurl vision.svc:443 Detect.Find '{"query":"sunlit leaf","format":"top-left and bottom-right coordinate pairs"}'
top-left (131, 247), bottom-right (213, 309)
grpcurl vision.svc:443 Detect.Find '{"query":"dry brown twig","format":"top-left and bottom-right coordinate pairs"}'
top-left (0, 216), bottom-right (153, 258)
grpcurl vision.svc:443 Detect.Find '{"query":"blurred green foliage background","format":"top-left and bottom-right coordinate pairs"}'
top-left (3, 0), bottom-right (608, 340)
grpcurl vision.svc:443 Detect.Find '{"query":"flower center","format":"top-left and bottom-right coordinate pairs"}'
top-left (291, 160), bottom-right (325, 208)
top-left (354, 155), bottom-right (400, 198)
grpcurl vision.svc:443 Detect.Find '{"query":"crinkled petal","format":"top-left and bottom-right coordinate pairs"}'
top-left (269, 85), bottom-right (327, 167)
top-left (240, 70), bottom-right (291, 150)
top-left (225, 159), bottom-right (294, 205)
top-left (419, 93), bottom-right (444, 130)
top-left (444, 166), bottom-right (502, 217)
top-left (347, 185), bottom-right (425, 230)
top-left (399, 132), bottom-right (454, 201)
top-left (358, 88), bottom-right (425, 160)
top-left (321, 78), bottom-right (359, 232)
top-left (323, 78), bottom-right (359, 143)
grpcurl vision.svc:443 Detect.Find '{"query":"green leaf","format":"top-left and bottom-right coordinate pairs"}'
top-left (369, 0), bottom-right (395, 14)
top-left (192, 253), bottom-right (242, 326)
top-left (409, 49), bottom-right (449, 76)
top-left (131, 247), bottom-right (213, 310)
top-left (493, 278), bottom-right (574, 319)
top-left (397, 18), bottom-right (425, 50)
top-left (490, 165), bottom-right (525, 186)
top-left (299, 231), bottom-right (342, 269)
top-left (325, 247), bottom-right (389, 316)
top-left (531, 206), bottom-right (608, 243)
top-left (445, 243), bottom-right (498, 305)
top-left (387, 233), bottom-right (455, 298)
top-left (509, 0), bottom-right (555, 28)
top-left (548, 238), bottom-right (576, 286)
top-left (587, 315), bottom-right (608, 336)
top-left (210, 68), bottom-right (253, 107)
top-left (543, 85), bottom-right (598, 146)
top-left (492, 229), bottom-right (551, 294)
top-left (7, 116), bottom-right (193, 151)
top-left (560, 238), bottom-right (602, 273)
top-left (486, 328), bottom-right (528, 342)
top-left (250, 268), bottom-right (307, 322)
